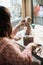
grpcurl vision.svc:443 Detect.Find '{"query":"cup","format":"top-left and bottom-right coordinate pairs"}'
top-left (31, 24), bottom-right (35, 29)
top-left (23, 35), bottom-right (33, 46)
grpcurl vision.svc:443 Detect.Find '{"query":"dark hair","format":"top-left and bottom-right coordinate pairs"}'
top-left (0, 6), bottom-right (12, 38)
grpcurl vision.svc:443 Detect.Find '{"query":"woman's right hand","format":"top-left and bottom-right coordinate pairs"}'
top-left (26, 43), bottom-right (37, 52)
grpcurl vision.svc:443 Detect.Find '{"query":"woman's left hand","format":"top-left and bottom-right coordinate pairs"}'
top-left (18, 19), bottom-right (25, 26)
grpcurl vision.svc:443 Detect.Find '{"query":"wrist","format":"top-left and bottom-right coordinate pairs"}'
top-left (26, 44), bottom-right (32, 52)
top-left (17, 23), bottom-right (21, 28)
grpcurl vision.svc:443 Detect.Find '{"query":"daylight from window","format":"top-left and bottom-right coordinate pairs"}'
top-left (0, 0), bottom-right (22, 22)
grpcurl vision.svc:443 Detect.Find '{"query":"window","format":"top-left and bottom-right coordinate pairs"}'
top-left (0, 0), bottom-right (22, 25)
top-left (32, 0), bottom-right (43, 25)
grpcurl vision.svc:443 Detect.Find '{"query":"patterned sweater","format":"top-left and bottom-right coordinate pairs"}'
top-left (0, 38), bottom-right (32, 65)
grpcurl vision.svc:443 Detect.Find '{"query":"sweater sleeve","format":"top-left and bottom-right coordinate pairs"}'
top-left (1, 43), bottom-right (32, 65)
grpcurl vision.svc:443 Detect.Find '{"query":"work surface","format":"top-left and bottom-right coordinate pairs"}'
top-left (16, 25), bottom-right (43, 46)
top-left (15, 25), bottom-right (43, 63)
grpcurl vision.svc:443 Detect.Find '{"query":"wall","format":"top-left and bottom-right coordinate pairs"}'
top-left (22, 0), bottom-right (32, 18)
top-left (28, 0), bottom-right (32, 17)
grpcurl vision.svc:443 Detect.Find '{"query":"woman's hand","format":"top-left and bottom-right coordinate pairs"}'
top-left (18, 19), bottom-right (25, 26)
top-left (12, 19), bottom-right (26, 37)
top-left (14, 36), bottom-right (21, 41)
top-left (26, 43), bottom-right (37, 52)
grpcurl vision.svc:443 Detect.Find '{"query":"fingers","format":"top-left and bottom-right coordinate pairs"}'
top-left (19, 19), bottom-right (25, 26)
top-left (19, 16), bottom-right (32, 26)
top-left (28, 43), bottom-right (38, 51)
top-left (21, 19), bottom-right (25, 22)
top-left (26, 43), bottom-right (37, 52)
top-left (28, 43), bottom-right (37, 46)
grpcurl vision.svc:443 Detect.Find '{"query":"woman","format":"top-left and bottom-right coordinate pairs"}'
top-left (0, 6), bottom-right (36, 65)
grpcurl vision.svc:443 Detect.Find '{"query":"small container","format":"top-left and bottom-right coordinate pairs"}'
top-left (25, 26), bottom-right (31, 35)
top-left (23, 35), bottom-right (33, 46)
top-left (25, 16), bottom-right (32, 35)
top-left (31, 24), bottom-right (35, 29)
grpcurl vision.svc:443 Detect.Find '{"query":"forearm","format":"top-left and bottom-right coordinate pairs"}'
top-left (22, 45), bottom-right (32, 62)
top-left (14, 43), bottom-right (32, 64)
top-left (12, 19), bottom-right (25, 36)
top-left (12, 23), bottom-right (20, 36)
